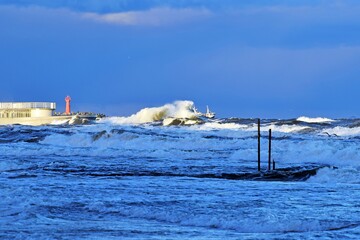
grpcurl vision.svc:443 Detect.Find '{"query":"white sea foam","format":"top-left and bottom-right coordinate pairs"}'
top-left (192, 122), bottom-right (310, 133)
top-left (246, 124), bottom-right (311, 133)
top-left (191, 122), bottom-right (248, 131)
top-left (267, 124), bottom-right (311, 133)
top-left (297, 116), bottom-right (335, 123)
top-left (102, 100), bottom-right (197, 125)
top-left (50, 119), bottom-right (70, 125)
top-left (41, 132), bottom-right (93, 148)
top-left (307, 167), bottom-right (360, 184)
top-left (322, 126), bottom-right (360, 137)
top-left (194, 122), bottom-right (311, 133)
top-left (9, 115), bottom-right (360, 170)
top-left (275, 138), bottom-right (360, 167)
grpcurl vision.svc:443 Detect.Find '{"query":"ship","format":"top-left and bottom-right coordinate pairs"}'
top-left (191, 105), bottom-right (216, 119)
top-left (204, 105), bottom-right (215, 119)
top-left (0, 96), bottom-right (102, 126)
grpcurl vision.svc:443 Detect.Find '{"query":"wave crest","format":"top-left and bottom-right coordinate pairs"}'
top-left (104, 100), bottom-right (198, 125)
top-left (297, 116), bottom-right (335, 123)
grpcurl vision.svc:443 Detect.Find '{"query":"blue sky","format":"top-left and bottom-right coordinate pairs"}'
top-left (1, 0), bottom-right (360, 118)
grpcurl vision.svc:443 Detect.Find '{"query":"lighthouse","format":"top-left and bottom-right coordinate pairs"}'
top-left (65, 96), bottom-right (71, 115)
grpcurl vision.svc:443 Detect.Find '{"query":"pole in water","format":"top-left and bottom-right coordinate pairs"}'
top-left (273, 159), bottom-right (276, 170)
top-left (257, 118), bottom-right (261, 171)
top-left (268, 129), bottom-right (272, 171)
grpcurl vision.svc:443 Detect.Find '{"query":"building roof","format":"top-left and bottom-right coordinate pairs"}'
top-left (0, 102), bottom-right (56, 110)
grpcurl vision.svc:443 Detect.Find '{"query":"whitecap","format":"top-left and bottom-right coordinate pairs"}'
top-left (101, 100), bottom-right (198, 125)
top-left (297, 116), bottom-right (335, 123)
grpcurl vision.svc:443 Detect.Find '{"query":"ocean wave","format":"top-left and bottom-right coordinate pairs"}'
top-left (101, 100), bottom-right (198, 125)
top-left (322, 126), bottom-right (360, 137)
top-left (307, 166), bottom-right (360, 184)
top-left (190, 122), bottom-right (248, 130)
top-left (297, 116), bottom-right (335, 123)
top-left (245, 124), bottom-right (312, 133)
top-left (113, 207), bottom-right (356, 233)
top-left (191, 121), bottom-right (311, 133)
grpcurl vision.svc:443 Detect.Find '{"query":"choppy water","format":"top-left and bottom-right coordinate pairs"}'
top-left (2, 115), bottom-right (360, 239)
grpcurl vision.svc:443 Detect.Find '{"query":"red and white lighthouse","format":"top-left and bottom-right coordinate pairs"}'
top-left (65, 96), bottom-right (71, 115)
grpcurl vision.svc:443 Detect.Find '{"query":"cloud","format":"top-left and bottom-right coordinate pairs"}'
top-left (0, 5), bottom-right (212, 27)
top-left (82, 7), bottom-right (212, 26)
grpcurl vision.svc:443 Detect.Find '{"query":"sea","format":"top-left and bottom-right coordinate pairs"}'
top-left (1, 101), bottom-right (360, 239)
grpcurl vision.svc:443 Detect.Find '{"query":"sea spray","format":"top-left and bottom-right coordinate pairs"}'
top-left (103, 100), bottom-right (197, 125)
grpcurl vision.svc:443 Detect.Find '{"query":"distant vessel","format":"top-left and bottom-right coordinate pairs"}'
top-left (191, 105), bottom-right (216, 119)
top-left (204, 105), bottom-right (215, 119)
top-left (0, 96), bottom-right (102, 126)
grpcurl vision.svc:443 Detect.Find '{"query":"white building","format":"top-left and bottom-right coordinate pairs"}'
top-left (0, 102), bottom-right (56, 118)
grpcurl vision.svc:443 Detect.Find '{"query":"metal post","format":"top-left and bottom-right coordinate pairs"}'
top-left (268, 129), bottom-right (272, 171)
top-left (273, 159), bottom-right (276, 170)
top-left (258, 118), bottom-right (261, 171)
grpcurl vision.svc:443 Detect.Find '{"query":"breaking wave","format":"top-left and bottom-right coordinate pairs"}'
top-left (307, 167), bottom-right (360, 184)
top-left (322, 126), bottom-right (360, 137)
top-left (191, 122), bottom-right (247, 131)
top-left (103, 100), bottom-right (198, 125)
top-left (297, 116), bottom-right (335, 123)
top-left (243, 123), bottom-right (312, 133)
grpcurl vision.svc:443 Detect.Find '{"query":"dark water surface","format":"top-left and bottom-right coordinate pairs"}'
top-left (2, 117), bottom-right (360, 239)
